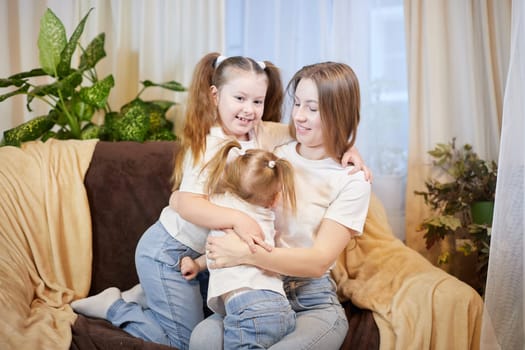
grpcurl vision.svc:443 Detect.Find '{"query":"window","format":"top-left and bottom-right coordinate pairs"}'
top-left (225, 0), bottom-right (408, 240)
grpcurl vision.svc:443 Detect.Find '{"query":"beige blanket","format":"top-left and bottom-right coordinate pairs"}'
top-left (0, 139), bottom-right (97, 350)
top-left (332, 194), bottom-right (484, 349)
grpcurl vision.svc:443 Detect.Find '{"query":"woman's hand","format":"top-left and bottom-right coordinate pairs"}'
top-left (206, 230), bottom-right (252, 269)
top-left (341, 146), bottom-right (373, 182)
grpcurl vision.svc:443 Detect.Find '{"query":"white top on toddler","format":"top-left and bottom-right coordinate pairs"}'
top-left (206, 192), bottom-right (284, 315)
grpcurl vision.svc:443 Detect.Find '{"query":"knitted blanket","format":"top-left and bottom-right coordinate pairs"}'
top-left (332, 194), bottom-right (484, 349)
top-left (0, 139), bottom-right (97, 350)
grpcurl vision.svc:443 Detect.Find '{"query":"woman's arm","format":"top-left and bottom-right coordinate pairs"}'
top-left (170, 191), bottom-right (272, 252)
top-left (207, 218), bottom-right (355, 277)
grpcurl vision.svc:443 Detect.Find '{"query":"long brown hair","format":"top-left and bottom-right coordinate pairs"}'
top-left (203, 140), bottom-right (296, 213)
top-left (286, 62), bottom-right (361, 162)
top-left (171, 53), bottom-right (284, 190)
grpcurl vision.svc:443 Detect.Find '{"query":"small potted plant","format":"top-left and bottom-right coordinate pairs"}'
top-left (414, 138), bottom-right (497, 295)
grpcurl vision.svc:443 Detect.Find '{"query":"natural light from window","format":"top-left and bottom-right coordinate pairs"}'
top-left (225, 0), bottom-right (409, 240)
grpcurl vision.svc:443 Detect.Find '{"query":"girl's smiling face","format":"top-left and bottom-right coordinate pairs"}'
top-left (212, 70), bottom-right (268, 141)
top-left (292, 78), bottom-right (327, 160)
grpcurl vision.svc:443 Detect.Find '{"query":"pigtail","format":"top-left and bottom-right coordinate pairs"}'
top-left (261, 61), bottom-right (284, 123)
top-left (203, 140), bottom-right (243, 195)
top-left (171, 52), bottom-right (220, 190)
top-left (275, 158), bottom-right (297, 215)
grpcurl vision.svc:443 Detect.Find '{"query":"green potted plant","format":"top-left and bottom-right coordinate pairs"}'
top-left (414, 138), bottom-right (497, 295)
top-left (0, 8), bottom-right (185, 146)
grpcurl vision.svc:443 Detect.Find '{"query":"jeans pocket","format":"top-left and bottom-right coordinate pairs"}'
top-left (287, 276), bottom-right (339, 311)
top-left (156, 239), bottom-right (199, 271)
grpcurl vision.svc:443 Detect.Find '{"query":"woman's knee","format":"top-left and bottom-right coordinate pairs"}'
top-left (189, 314), bottom-right (224, 350)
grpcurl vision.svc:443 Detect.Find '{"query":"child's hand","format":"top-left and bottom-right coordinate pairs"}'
top-left (180, 256), bottom-right (199, 280)
top-left (341, 146), bottom-right (373, 182)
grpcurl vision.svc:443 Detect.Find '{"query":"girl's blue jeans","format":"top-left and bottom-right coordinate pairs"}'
top-left (106, 221), bottom-right (206, 350)
top-left (224, 290), bottom-right (295, 349)
top-left (190, 273), bottom-right (348, 350)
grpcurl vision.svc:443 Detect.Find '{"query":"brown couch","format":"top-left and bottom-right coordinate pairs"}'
top-left (70, 141), bottom-right (380, 350)
top-left (1, 139), bottom-right (481, 349)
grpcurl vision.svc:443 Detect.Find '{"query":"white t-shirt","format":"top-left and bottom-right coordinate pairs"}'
top-left (206, 192), bottom-right (284, 316)
top-left (273, 141), bottom-right (371, 253)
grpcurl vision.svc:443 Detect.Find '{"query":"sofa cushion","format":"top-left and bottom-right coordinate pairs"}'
top-left (84, 141), bottom-right (178, 295)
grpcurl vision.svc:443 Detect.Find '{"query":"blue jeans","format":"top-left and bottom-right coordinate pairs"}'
top-left (190, 274), bottom-right (348, 350)
top-left (224, 290), bottom-right (295, 349)
top-left (106, 221), bottom-right (206, 350)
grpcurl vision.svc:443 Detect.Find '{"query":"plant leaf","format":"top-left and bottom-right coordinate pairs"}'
top-left (57, 8), bottom-right (94, 77)
top-left (79, 75), bottom-right (114, 108)
top-left (0, 78), bottom-right (24, 88)
top-left (8, 68), bottom-right (48, 80)
top-left (38, 9), bottom-right (67, 76)
top-left (29, 71), bottom-right (83, 99)
top-left (72, 98), bottom-right (95, 122)
top-left (3, 115), bottom-right (54, 146)
top-left (0, 85), bottom-right (29, 102)
top-left (141, 80), bottom-right (186, 92)
top-left (80, 123), bottom-right (101, 139)
top-left (148, 100), bottom-right (176, 113)
top-left (79, 33), bottom-right (106, 70)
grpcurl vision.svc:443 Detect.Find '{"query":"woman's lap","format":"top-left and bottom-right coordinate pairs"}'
top-left (189, 275), bottom-right (347, 350)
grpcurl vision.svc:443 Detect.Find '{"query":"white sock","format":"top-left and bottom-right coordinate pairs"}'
top-left (121, 283), bottom-right (148, 308)
top-left (71, 287), bottom-right (121, 319)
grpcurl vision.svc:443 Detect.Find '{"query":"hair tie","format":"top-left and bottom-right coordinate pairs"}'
top-left (215, 55), bottom-right (228, 68)
top-left (268, 160), bottom-right (275, 168)
top-left (257, 61), bottom-right (266, 70)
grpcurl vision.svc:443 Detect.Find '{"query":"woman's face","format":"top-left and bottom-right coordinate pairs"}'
top-left (212, 70), bottom-right (268, 141)
top-left (292, 78), bottom-right (327, 159)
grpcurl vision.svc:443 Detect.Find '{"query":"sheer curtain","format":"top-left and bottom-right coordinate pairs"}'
top-left (481, 0), bottom-right (525, 347)
top-left (403, 0), bottom-right (511, 265)
top-left (225, 0), bottom-right (409, 240)
top-left (0, 0), bottom-right (225, 137)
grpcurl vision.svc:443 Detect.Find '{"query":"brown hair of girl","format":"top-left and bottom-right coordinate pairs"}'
top-left (286, 62), bottom-right (361, 162)
top-left (204, 140), bottom-right (296, 214)
top-left (171, 53), bottom-right (284, 190)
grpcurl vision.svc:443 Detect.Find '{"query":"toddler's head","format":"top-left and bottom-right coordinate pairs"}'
top-left (205, 140), bottom-right (296, 212)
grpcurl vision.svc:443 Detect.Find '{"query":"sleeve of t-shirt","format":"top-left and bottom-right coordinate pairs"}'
top-left (179, 150), bottom-right (207, 194)
top-left (179, 136), bottom-right (227, 194)
top-left (257, 121), bottom-right (294, 151)
top-left (324, 175), bottom-right (371, 235)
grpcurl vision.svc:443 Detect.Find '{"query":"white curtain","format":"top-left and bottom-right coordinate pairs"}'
top-left (481, 0), bottom-right (525, 348)
top-left (403, 0), bottom-right (511, 266)
top-left (225, 0), bottom-right (409, 240)
top-left (0, 0), bottom-right (225, 136)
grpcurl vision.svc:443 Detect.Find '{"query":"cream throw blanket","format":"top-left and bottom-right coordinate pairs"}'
top-left (332, 194), bottom-right (484, 350)
top-left (0, 139), bottom-right (97, 350)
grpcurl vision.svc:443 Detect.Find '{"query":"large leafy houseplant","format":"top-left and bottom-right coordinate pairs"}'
top-left (0, 8), bottom-right (185, 146)
top-left (414, 138), bottom-right (497, 294)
